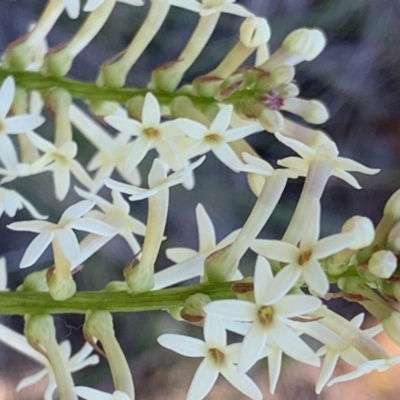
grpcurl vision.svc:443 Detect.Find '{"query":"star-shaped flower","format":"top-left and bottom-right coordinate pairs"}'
top-left (0, 76), bottom-right (44, 169)
top-left (251, 200), bottom-right (354, 295)
top-left (106, 157), bottom-right (204, 201)
top-left (105, 93), bottom-right (185, 173)
top-left (27, 131), bottom-right (93, 200)
top-left (73, 187), bottom-right (146, 265)
top-left (275, 132), bottom-right (380, 189)
top-left (0, 322), bottom-right (99, 400)
top-left (70, 104), bottom-right (141, 193)
top-left (153, 203), bottom-right (242, 289)
top-left (158, 315), bottom-right (262, 400)
top-left (176, 105), bottom-right (262, 170)
top-left (205, 256), bottom-right (321, 373)
top-left (0, 186), bottom-right (47, 219)
top-left (8, 200), bottom-right (117, 268)
top-left (63, 0), bottom-right (143, 19)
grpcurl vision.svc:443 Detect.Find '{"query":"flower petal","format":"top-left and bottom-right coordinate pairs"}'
top-left (157, 334), bottom-right (206, 357)
top-left (238, 323), bottom-right (267, 373)
top-left (0, 76), bottom-right (15, 118)
top-left (209, 106), bottom-right (233, 135)
top-left (204, 315), bottom-right (226, 348)
top-left (187, 359), bottom-right (219, 400)
top-left (251, 239), bottom-right (298, 263)
top-left (313, 233), bottom-right (354, 259)
top-left (20, 231), bottom-right (54, 268)
top-left (142, 92), bottom-right (161, 127)
top-left (221, 364), bottom-right (262, 400)
top-left (205, 300), bottom-right (256, 322)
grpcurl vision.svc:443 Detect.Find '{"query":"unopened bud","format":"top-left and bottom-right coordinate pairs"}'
top-left (126, 96), bottom-right (145, 120)
top-left (283, 28), bottom-right (326, 61)
top-left (382, 311), bottom-right (400, 346)
top-left (193, 75), bottom-right (224, 98)
top-left (42, 48), bottom-right (73, 77)
top-left (258, 108), bottom-right (284, 132)
top-left (368, 250), bottom-right (397, 279)
top-left (341, 216), bottom-right (375, 250)
top-left (24, 314), bottom-right (56, 344)
top-left (388, 222), bottom-right (400, 252)
top-left (203, 246), bottom-right (238, 284)
top-left (180, 294), bottom-right (211, 325)
top-left (281, 98), bottom-right (329, 124)
top-left (384, 189), bottom-right (400, 219)
top-left (240, 16), bottom-right (271, 48)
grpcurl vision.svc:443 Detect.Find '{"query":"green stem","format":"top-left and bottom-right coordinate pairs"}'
top-left (0, 282), bottom-right (236, 315)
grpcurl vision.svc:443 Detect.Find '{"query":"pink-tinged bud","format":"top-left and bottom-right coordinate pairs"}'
top-left (388, 222), bottom-right (400, 252)
top-left (341, 216), bottom-right (375, 249)
top-left (240, 16), bottom-right (271, 48)
top-left (368, 250), bottom-right (397, 279)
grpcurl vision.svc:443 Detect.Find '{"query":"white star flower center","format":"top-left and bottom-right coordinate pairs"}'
top-left (205, 133), bottom-right (223, 144)
top-left (208, 347), bottom-right (225, 365)
top-left (0, 118), bottom-right (5, 134)
top-left (258, 305), bottom-right (274, 326)
top-left (143, 127), bottom-right (159, 139)
top-left (298, 250), bottom-right (312, 265)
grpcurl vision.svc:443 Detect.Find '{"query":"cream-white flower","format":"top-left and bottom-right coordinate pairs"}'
top-left (176, 105), bottom-right (262, 170)
top-left (106, 157), bottom-right (204, 201)
top-left (251, 200), bottom-right (354, 295)
top-left (69, 104), bottom-right (141, 192)
top-left (153, 203), bottom-right (241, 289)
top-left (158, 315), bottom-right (262, 400)
top-left (8, 200), bottom-right (117, 268)
top-left (0, 322), bottom-right (99, 400)
top-left (27, 131), bottom-right (93, 200)
top-left (0, 77), bottom-right (44, 169)
top-left (205, 256), bottom-right (321, 374)
top-left (64, 0), bottom-right (143, 19)
top-left (276, 132), bottom-right (380, 189)
top-left (0, 186), bottom-right (47, 219)
top-left (105, 93), bottom-right (185, 173)
top-left (73, 187), bottom-right (146, 265)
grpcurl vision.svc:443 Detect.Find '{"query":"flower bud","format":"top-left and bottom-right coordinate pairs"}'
top-left (384, 189), bottom-right (400, 219)
top-left (388, 222), bottom-right (400, 252)
top-left (193, 75), bottom-right (224, 98)
top-left (281, 98), bottom-right (329, 124)
top-left (282, 28), bottom-right (326, 61)
top-left (341, 216), bottom-right (375, 249)
top-left (42, 48), bottom-right (73, 77)
top-left (258, 108), bottom-right (284, 132)
top-left (382, 310), bottom-right (400, 346)
top-left (24, 314), bottom-right (56, 344)
top-left (203, 245), bottom-right (239, 284)
top-left (180, 294), bottom-right (211, 325)
top-left (368, 250), bottom-right (397, 279)
top-left (240, 16), bottom-right (271, 48)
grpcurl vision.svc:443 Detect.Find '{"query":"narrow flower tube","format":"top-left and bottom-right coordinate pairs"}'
top-left (84, 311), bottom-right (135, 399)
top-left (151, 12), bottom-right (220, 92)
top-left (3, 0), bottom-right (64, 70)
top-left (48, 238), bottom-right (77, 300)
top-left (97, 0), bottom-right (171, 87)
top-left (313, 307), bottom-right (388, 361)
top-left (204, 173), bottom-right (288, 284)
top-left (207, 16), bottom-right (270, 79)
top-left (125, 181), bottom-right (168, 292)
top-left (47, 88), bottom-right (73, 146)
top-left (282, 158), bottom-right (332, 244)
top-left (25, 314), bottom-right (78, 400)
top-left (43, 0), bottom-right (118, 76)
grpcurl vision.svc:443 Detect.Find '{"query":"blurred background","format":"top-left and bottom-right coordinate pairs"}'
top-left (1, 0), bottom-right (400, 398)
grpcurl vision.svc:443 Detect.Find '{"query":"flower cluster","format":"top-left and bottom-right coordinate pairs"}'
top-left (0, 1), bottom-right (398, 400)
